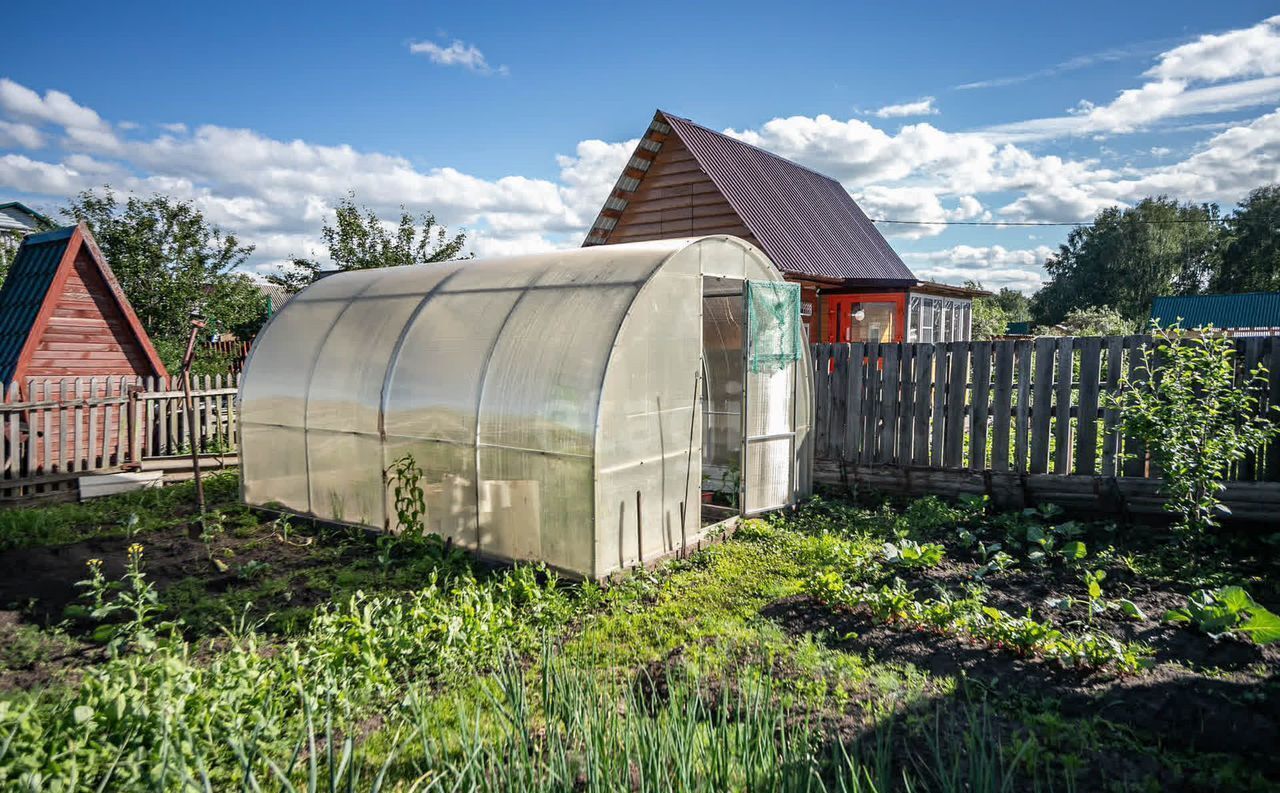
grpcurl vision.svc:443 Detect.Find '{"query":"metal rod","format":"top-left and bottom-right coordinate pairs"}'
top-left (181, 314), bottom-right (207, 520)
top-left (679, 366), bottom-right (701, 559)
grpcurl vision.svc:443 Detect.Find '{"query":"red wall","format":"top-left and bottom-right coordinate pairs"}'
top-left (821, 291), bottom-right (907, 344)
top-left (25, 249), bottom-right (159, 379)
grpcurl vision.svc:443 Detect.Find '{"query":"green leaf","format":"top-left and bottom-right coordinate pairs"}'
top-left (1061, 541), bottom-right (1087, 560)
top-left (1163, 608), bottom-right (1191, 623)
top-left (1216, 586), bottom-right (1252, 614)
top-left (72, 706), bottom-right (93, 725)
top-left (1240, 607), bottom-right (1280, 645)
top-left (1115, 599), bottom-right (1146, 620)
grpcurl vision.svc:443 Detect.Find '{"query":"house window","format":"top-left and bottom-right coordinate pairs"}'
top-left (907, 297), bottom-right (922, 342)
top-left (847, 301), bottom-right (896, 343)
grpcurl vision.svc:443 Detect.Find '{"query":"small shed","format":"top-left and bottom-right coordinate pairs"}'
top-left (238, 236), bottom-right (813, 578)
top-left (0, 223), bottom-right (167, 384)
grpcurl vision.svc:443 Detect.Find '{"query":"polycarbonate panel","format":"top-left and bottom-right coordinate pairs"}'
top-left (477, 448), bottom-right (593, 574)
top-left (240, 424), bottom-right (309, 511)
top-left (702, 293), bottom-right (744, 472)
top-left (383, 437), bottom-right (476, 544)
top-left (240, 298), bottom-right (348, 427)
top-left (745, 365), bottom-right (794, 436)
top-left (306, 429), bottom-right (384, 526)
top-left (744, 438), bottom-right (792, 513)
top-left (477, 285), bottom-right (636, 456)
top-left (593, 259), bottom-right (702, 575)
top-left (383, 290), bottom-right (520, 444)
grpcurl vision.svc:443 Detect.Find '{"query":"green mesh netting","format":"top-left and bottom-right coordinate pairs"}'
top-left (745, 281), bottom-right (802, 373)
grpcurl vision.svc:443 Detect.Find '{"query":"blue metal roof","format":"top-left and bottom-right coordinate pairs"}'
top-left (1150, 293), bottom-right (1280, 330)
top-left (0, 227), bottom-right (73, 382)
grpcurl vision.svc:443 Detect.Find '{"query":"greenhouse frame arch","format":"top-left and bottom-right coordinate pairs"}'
top-left (238, 235), bottom-right (813, 579)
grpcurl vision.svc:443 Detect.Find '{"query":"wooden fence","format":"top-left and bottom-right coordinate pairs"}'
top-left (1, 375), bottom-right (240, 504)
top-left (810, 336), bottom-right (1280, 521)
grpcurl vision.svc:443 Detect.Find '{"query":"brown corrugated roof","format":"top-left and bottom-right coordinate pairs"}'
top-left (584, 111), bottom-right (916, 285)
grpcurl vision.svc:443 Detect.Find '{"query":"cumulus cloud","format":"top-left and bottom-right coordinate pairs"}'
top-left (871, 97), bottom-right (938, 118)
top-left (901, 245), bottom-right (1056, 292)
top-left (409, 40), bottom-right (508, 76)
top-left (1, 16), bottom-right (1279, 290)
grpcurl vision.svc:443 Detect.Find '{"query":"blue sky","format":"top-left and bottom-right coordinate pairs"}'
top-left (3, 2), bottom-right (1279, 291)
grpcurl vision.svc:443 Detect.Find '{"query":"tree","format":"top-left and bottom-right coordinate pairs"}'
top-left (269, 192), bottom-right (470, 292)
top-left (64, 188), bottom-right (268, 345)
top-left (1030, 198), bottom-right (1223, 327)
top-left (967, 280), bottom-right (1031, 339)
top-left (1211, 184), bottom-right (1280, 293)
top-left (1039, 305), bottom-right (1133, 337)
top-left (1105, 324), bottom-right (1279, 536)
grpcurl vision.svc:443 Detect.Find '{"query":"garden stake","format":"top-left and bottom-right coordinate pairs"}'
top-left (182, 307), bottom-right (207, 529)
top-left (679, 366), bottom-right (702, 558)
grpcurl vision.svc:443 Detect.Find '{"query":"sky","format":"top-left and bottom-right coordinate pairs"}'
top-left (2, 1), bottom-right (1279, 292)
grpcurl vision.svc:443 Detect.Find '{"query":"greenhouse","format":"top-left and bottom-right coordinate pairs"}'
top-left (238, 235), bottom-right (813, 579)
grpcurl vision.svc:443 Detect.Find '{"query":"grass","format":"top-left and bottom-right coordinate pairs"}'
top-left (0, 477), bottom-right (1276, 790)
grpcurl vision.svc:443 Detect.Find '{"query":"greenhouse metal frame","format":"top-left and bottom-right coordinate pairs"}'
top-left (238, 235), bottom-right (812, 579)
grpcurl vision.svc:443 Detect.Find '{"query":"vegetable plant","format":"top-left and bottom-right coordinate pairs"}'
top-left (1164, 586), bottom-right (1280, 644)
top-left (882, 540), bottom-right (945, 568)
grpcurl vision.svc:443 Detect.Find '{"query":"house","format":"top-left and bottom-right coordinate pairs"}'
top-left (1151, 293), bottom-right (1280, 337)
top-left (0, 222), bottom-right (168, 385)
top-left (583, 110), bottom-right (985, 344)
top-left (0, 201), bottom-right (51, 235)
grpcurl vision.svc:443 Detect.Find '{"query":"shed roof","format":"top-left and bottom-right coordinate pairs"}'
top-left (0, 223), bottom-right (167, 382)
top-left (584, 111), bottom-right (916, 285)
top-left (1150, 293), bottom-right (1280, 330)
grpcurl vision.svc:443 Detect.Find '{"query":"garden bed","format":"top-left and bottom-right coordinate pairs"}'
top-left (0, 475), bottom-right (1277, 791)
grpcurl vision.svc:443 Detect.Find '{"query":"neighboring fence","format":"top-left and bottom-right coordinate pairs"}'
top-left (205, 340), bottom-right (254, 373)
top-left (811, 336), bottom-right (1280, 521)
top-left (0, 375), bottom-right (240, 504)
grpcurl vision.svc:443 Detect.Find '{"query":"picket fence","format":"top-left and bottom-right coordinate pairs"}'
top-left (0, 375), bottom-right (240, 503)
top-left (810, 336), bottom-right (1280, 521)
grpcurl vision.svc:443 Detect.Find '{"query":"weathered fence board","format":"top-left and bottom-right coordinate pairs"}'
top-left (1, 374), bottom-right (241, 503)
top-left (811, 335), bottom-right (1280, 487)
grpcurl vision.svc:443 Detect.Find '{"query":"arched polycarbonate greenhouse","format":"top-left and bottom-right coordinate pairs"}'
top-left (238, 235), bottom-right (813, 579)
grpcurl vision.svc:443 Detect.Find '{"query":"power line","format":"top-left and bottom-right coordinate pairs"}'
top-left (870, 217), bottom-right (1228, 227)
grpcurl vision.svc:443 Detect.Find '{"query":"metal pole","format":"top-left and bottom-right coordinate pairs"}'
top-left (182, 311), bottom-right (207, 516)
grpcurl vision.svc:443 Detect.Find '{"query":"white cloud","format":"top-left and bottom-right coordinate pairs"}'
top-left (955, 39), bottom-right (1175, 90)
top-left (902, 245), bottom-right (1056, 292)
top-left (0, 78), bottom-right (119, 152)
top-left (1146, 15), bottom-right (1280, 83)
top-left (0, 120), bottom-right (43, 149)
top-left (160, 122), bottom-right (188, 134)
top-left (871, 97), bottom-right (938, 118)
top-left (409, 40), bottom-right (508, 76)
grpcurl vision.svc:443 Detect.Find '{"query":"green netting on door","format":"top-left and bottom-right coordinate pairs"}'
top-left (745, 281), bottom-right (802, 374)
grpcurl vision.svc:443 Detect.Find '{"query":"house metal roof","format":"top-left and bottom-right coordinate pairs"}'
top-left (0, 227), bottom-right (75, 382)
top-left (1150, 292), bottom-right (1280, 330)
top-left (0, 201), bottom-right (54, 233)
top-left (584, 110), bottom-right (917, 285)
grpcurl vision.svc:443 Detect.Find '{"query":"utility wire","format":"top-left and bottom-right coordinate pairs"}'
top-left (870, 218), bottom-right (1228, 226)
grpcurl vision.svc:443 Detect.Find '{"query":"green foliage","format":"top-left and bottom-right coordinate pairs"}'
top-left (389, 453), bottom-right (427, 539)
top-left (1039, 305), bottom-right (1133, 337)
top-left (882, 539), bottom-right (945, 568)
top-left (1105, 324), bottom-right (1280, 534)
top-left (269, 192), bottom-right (471, 292)
top-left (67, 545), bottom-right (181, 656)
top-left (1030, 197), bottom-right (1222, 326)
top-left (150, 337), bottom-right (239, 376)
top-left (1212, 185), bottom-right (1280, 293)
top-left (967, 281), bottom-right (1032, 339)
top-left (807, 571), bottom-right (1152, 673)
top-left (63, 188), bottom-right (268, 344)
top-left (1163, 586), bottom-right (1280, 644)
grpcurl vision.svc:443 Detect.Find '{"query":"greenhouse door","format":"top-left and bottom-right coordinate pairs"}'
top-left (741, 281), bottom-right (803, 515)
